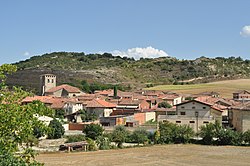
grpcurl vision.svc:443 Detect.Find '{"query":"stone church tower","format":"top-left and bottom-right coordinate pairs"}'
top-left (39, 74), bottom-right (56, 96)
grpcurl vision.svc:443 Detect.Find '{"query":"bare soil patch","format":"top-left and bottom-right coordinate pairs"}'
top-left (37, 144), bottom-right (250, 166)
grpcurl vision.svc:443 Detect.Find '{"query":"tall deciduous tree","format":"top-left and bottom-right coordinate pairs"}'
top-left (83, 123), bottom-right (104, 140)
top-left (0, 64), bottom-right (54, 164)
top-left (112, 125), bottom-right (129, 148)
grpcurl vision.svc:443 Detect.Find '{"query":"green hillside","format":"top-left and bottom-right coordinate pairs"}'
top-left (6, 52), bottom-right (250, 93)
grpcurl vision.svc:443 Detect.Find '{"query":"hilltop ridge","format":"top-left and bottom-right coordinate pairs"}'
top-left (6, 52), bottom-right (250, 93)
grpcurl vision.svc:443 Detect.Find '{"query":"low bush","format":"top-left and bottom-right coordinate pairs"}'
top-left (158, 122), bottom-right (194, 144)
top-left (47, 119), bottom-right (65, 139)
top-left (65, 135), bottom-right (85, 143)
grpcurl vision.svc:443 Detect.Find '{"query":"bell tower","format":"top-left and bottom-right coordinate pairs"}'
top-left (39, 74), bottom-right (56, 96)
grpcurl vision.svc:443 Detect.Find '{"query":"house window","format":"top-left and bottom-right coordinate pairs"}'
top-left (180, 112), bottom-right (186, 115)
top-left (189, 121), bottom-right (195, 123)
top-left (176, 121), bottom-right (181, 123)
top-left (163, 120), bottom-right (167, 123)
top-left (181, 106), bottom-right (185, 109)
top-left (203, 121), bottom-right (209, 124)
top-left (51, 79), bottom-right (54, 83)
top-left (203, 107), bottom-right (206, 109)
top-left (192, 106), bottom-right (196, 109)
top-left (47, 79), bottom-right (50, 83)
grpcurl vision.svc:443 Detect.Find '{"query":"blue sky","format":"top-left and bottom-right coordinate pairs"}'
top-left (1, 0), bottom-right (250, 64)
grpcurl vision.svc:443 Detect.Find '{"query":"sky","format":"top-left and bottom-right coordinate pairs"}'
top-left (1, 0), bottom-right (250, 64)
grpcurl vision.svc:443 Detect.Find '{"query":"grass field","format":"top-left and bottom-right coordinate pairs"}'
top-left (37, 144), bottom-right (250, 166)
top-left (147, 79), bottom-right (250, 98)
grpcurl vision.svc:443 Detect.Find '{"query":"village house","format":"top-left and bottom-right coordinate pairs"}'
top-left (194, 91), bottom-right (220, 98)
top-left (100, 111), bottom-right (155, 127)
top-left (44, 84), bottom-right (84, 97)
top-left (158, 100), bottom-right (223, 132)
top-left (85, 99), bottom-right (117, 118)
top-left (22, 95), bottom-right (84, 122)
top-left (233, 90), bottom-right (250, 102)
top-left (195, 96), bottom-right (233, 127)
top-left (40, 74), bottom-right (84, 97)
top-left (155, 107), bottom-right (176, 120)
top-left (230, 102), bottom-right (250, 132)
top-left (159, 94), bottom-right (183, 106)
top-left (64, 100), bottom-right (84, 123)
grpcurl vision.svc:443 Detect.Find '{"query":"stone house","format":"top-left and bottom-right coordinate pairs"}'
top-left (85, 99), bottom-right (116, 118)
top-left (158, 100), bottom-right (223, 132)
top-left (45, 84), bottom-right (84, 97)
top-left (230, 103), bottom-right (250, 132)
top-left (233, 90), bottom-right (250, 102)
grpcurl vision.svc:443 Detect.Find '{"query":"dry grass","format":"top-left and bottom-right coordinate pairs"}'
top-left (37, 144), bottom-right (250, 166)
top-left (147, 79), bottom-right (250, 98)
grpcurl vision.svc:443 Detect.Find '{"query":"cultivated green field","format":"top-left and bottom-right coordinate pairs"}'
top-left (147, 79), bottom-right (250, 98)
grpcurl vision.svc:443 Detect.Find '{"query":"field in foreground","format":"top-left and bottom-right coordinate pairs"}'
top-left (147, 79), bottom-right (250, 98)
top-left (37, 144), bottom-right (250, 166)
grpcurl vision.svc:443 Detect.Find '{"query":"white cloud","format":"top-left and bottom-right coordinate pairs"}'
top-left (23, 51), bottom-right (30, 56)
top-left (240, 25), bottom-right (250, 37)
top-left (111, 46), bottom-right (169, 60)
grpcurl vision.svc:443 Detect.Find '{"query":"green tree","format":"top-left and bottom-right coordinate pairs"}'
top-left (83, 123), bottom-right (104, 140)
top-left (215, 128), bottom-right (243, 146)
top-left (158, 122), bottom-right (177, 144)
top-left (47, 119), bottom-right (65, 139)
top-left (131, 128), bottom-right (149, 145)
top-left (112, 125), bottom-right (129, 148)
top-left (96, 135), bottom-right (111, 150)
top-left (243, 130), bottom-right (250, 145)
top-left (113, 85), bottom-right (118, 98)
top-left (65, 135), bottom-right (85, 143)
top-left (0, 64), bottom-right (17, 87)
top-left (158, 102), bottom-right (172, 108)
top-left (55, 109), bottom-right (65, 119)
top-left (174, 125), bottom-right (194, 144)
top-left (199, 123), bottom-right (216, 145)
top-left (81, 80), bottom-right (90, 93)
top-left (0, 64), bottom-right (52, 164)
top-left (158, 121), bottom-right (194, 144)
top-left (79, 109), bottom-right (97, 122)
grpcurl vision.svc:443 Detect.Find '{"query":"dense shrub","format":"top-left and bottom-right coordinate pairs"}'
top-left (131, 128), bottom-right (149, 145)
top-left (199, 122), bottom-right (244, 146)
top-left (158, 122), bottom-right (194, 144)
top-left (96, 135), bottom-right (111, 150)
top-left (174, 125), bottom-right (194, 144)
top-left (79, 109), bottom-right (97, 122)
top-left (86, 138), bottom-right (98, 151)
top-left (243, 130), bottom-right (250, 145)
top-left (112, 125), bottom-right (129, 148)
top-left (65, 135), bottom-right (85, 143)
top-left (215, 128), bottom-right (243, 146)
top-left (83, 124), bottom-right (104, 140)
top-left (158, 102), bottom-right (172, 108)
top-left (0, 151), bottom-right (43, 166)
top-left (47, 119), bottom-right (65, 139)
top-left (199, 123), bottom-right (216, 145)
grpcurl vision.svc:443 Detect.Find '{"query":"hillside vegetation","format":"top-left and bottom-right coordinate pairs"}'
top-left (6, 52), bottom-right (250, 93)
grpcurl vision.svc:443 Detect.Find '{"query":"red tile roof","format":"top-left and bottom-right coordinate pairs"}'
top-left (86, 99), bottom-right (116, 108)
top-left (22, 96), bottom-right (80, 109)
top-left (22, 96), bottom-right (54, 104)
top-left (46, 84), bottom-right (82, 93)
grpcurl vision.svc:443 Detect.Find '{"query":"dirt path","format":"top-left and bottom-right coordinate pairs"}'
top-left (37, 144), bottom-right (250, 166)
